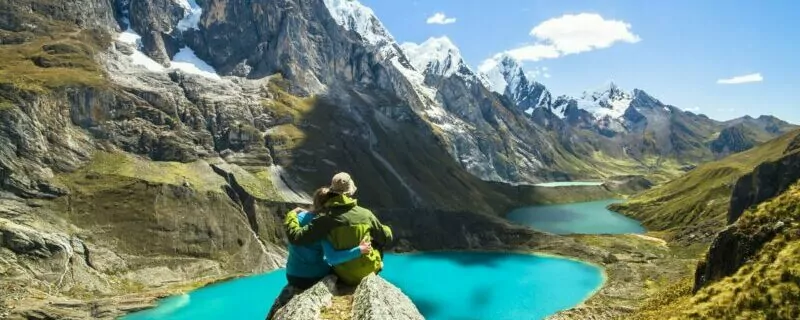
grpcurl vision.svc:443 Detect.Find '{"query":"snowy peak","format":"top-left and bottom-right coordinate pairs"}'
top-left (400, 36), bottom-right (471, 78)
top-left (323, 0), bottom-right (395, 47)
top-left (497, 54), bottom-right (524, 78)
top-left (577, 82), bottom-right (633, 119)
top-left (477, 54), bottom-right (552, 115)
top-left (581, 82), bottom-right (628, 102)
top-left (477, 54), bottom-right (525, 95)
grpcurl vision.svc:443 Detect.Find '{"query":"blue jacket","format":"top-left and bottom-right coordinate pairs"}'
top-left (285, 211), bottom-right (362, 278)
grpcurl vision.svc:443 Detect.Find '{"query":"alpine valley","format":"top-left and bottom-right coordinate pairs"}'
top-left (0, 0), bottom-right (798, 319)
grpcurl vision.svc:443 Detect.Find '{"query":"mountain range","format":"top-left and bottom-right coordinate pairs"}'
top-left (0, 0), bottom-right (797, 318)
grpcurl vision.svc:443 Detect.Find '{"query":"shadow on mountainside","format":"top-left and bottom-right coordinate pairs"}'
top-left (268, 79), bottom-right (618, 215)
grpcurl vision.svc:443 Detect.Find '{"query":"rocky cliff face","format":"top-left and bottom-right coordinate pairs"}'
top-left (710, 124), bottom-right (757, 155)
top-left (728, 149), bottom-right (800, 223)
top-left (694, 146), bottom-right (800, 291)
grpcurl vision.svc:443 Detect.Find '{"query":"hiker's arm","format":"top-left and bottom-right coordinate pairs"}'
top-left (284, 210), bottom-right (331, 245)
top-left (321, 241), bottom-right (362, 266)
top-left (370, 216), bottom-right (393, 256)
top-left (371, 216), bottom-right (393, 244)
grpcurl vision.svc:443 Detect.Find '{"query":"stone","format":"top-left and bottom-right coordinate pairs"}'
top-left (351, 275), bottom-right (423, 320)
top-left (114, 41), bottom-right (135, 55)
top-left (271, 276), bottom-right (337, 320)
top-left (0, 221), bottom-right (49, 257)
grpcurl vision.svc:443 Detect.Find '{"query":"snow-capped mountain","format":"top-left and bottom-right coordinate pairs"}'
top-left (478, 55), bottom-right (640, 132)
top-left (323, 0), bottom-right (395, 52)
top-left (400, 37), bottom-right (475, 80)
top-left (478, 54), bottom-right (553, 115)
top-left (116, 0), bottom-right (800, 187)
top-left (3, 2), bottom-right (798, 319)
top-left (578, 82), bottom-right (633, 120)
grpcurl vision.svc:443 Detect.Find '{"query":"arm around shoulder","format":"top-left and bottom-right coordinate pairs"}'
top-left (284, 211), bottom-right (331, 245)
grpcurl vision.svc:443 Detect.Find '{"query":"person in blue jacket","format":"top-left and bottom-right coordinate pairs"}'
top-left (284, 187), bottom-right (371, 290)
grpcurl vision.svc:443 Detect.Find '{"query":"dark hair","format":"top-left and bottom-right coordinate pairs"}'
top-left (311, 187), bottom-right (334, 213)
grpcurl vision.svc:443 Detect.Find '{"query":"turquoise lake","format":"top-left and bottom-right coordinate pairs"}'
top-left (533, 181), bottom-right (604, 187)
top-left (507, 199), bottom-right (646, 235)
top-left (124, 252), bottom-right (604, 320)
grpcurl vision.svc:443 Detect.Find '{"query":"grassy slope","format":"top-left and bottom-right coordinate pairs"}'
top-left (0, 2), bottom-right (110, 108)
top-left (631, 182), bottom-right (800, 320)
top-left (611, 129), bottom-right (800, 240)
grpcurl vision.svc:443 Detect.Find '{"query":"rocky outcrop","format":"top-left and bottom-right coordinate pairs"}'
top-left (0, 87), bottom-right (95, 198)
top-left (270, 276), bottom-right (337, 320)
top-left (126, 0), bottom-right (183, 64)
top-left (728, 149), bottom-right (800, 223)
top-left (351, 275), bottom-right (423, 320)
top-left (694, 148), bottom-right (800, 291)
top-left (710, 124), bottom-right (757, 155)
top-left (692, 223), bottom-right (779, 292)
top-left (267, 275), bottom-right (423, 320)
top-left (0, 0), bottom-right (117, 32)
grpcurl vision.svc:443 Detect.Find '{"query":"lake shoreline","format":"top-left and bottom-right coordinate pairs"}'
top-left (15, 228), bottom-right (688, 320)
top-left (123, 249), bottom-right (608, 319)
top-left (506, 199), bottom-right (646, 235)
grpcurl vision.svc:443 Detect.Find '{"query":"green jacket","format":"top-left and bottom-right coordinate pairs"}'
top-left (284, 194), bottom-right (393, 285)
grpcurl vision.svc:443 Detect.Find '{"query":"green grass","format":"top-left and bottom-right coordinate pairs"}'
top-left (629, 182), bottom-right (800, 319)
top-left (612, 129), bottom-right (800, 239)
top-left (588, 152), bottom-right (685, 184)
top-left (0, 1), bottom-right (111, 105)
top-left (0, 29), bottom-right (109, 94)
top-left (213, 163), bottom-right (281, 201)
top-left (57, 152), bottom-right (228, 194)
top-left (262, 76), bottom-right (324, 163)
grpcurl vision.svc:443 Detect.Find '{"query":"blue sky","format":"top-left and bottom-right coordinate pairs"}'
top-left (360, 0), bottom-right (800, 124)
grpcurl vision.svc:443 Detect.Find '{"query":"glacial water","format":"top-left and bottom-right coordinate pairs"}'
top-left (534, 181), bottom-right (604, 187)
top-left (507, 199), bottom-right (646, 235)
top-left (124, 252), bottom-right (603, 320)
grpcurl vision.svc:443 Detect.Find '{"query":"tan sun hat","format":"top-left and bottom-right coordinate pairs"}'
top-left (329, 172), bottom-right (357, 195)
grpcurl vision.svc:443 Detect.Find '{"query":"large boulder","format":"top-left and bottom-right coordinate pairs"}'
top-left (351, 274), bottom-right (423, 320)
top-left (271, 276), bottom-right (337, 320)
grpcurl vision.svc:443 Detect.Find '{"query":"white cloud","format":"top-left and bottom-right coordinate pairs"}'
top-left (717, 73), bottom-right (763, 84)
top-left (505, 44), bottom-right (560, 62)
top-left (530, 13), bottom-right (640, 55)
top-left (480, 13), bottom-right (640, 67)
top-left (426, 12), bottom-right (456, 25)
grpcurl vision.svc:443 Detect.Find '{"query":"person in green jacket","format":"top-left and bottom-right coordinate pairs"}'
top-left (284, 172), bottom-right (393, 286)
top-left (284, 187), bottom-right (372, 289)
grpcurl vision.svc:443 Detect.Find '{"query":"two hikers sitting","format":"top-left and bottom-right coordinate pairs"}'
top-left (283, 172), bottom-right (393, 288)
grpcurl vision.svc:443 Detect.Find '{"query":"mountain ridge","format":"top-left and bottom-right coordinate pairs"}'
top-left (0, 0), bottom-right (797, 319)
